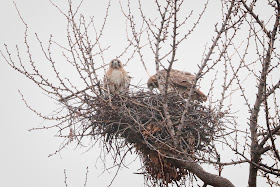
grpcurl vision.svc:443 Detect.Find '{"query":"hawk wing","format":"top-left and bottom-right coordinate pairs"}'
top-left (118, 74), bottom-right (131, 94)
top-left (157, 69), bottom-right (207, 101)
top-left (168, 70), bottom-right (196, 88)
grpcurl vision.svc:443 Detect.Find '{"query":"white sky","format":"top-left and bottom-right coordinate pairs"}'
top-left (0, 0), bottom-right (276, 186)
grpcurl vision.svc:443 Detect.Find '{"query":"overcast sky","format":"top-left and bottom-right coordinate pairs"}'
top-left (0, 0), bottom-right (274, 186)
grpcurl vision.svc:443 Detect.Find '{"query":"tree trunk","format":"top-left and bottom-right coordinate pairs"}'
top-left (173, 155), bottom-right (235, 187)
top-left (248, 148), bottom-right (261, 187)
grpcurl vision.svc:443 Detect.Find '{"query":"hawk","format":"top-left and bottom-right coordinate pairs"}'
top-left (147, 69), bottom-right (207, 101)
top-left (104, 59), bottom-right (131, 95)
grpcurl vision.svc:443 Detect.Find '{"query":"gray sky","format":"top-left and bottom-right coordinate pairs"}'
top-left (0, 0), bottom-right (274, 186)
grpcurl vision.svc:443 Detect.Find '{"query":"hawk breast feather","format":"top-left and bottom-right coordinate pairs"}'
top-left (108, 69), bottom-right (125, 85)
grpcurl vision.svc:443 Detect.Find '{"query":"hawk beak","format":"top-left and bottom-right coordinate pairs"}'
top-left (112, 61), bottom-right (117, 68)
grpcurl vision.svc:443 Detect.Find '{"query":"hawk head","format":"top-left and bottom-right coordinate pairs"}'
top-left (110, 59), bottom-right (123, 69)
top-left (147, 75), bottom-right (158, 91)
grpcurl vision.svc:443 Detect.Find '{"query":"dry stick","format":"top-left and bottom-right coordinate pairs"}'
top-left (247, 0), bottom-right (280, 185)
top-left (162, 0), bottom-right (180, 147)
top-left (64, 169), bottom-right (68, 187)
top-left (89, 0), bottom-right (111, 91)
top-left (168, 1), bottom-right (238, 186)
top-left (240, 0), bottom-right (271, 38)
top-left (84, 166), bottom-right (89, 187)
top-left (107, 147), bottom-right (133, 187)
top-left (264, 79), bottom-right (280, 101)
top-left (178, 0), bottom-right (236, 135)
top-left (263, 60), bottom-right (280, 162)
top-left (12, 2), bottom-right (61, 96)
top-left (153, 1), bottom-right (178, 147)
top-left (264, 85), bottom-right (280, 161)
top-left (123, 0), bottom-right (151, 75)
top-left (59, 87), bottom-right (91, 102)
top-left (68, 9), bottom-right (93, 90)
top-left (65, 4), bottom-right (103, 96)
top-left (229, 145), bottom-right (280, 176)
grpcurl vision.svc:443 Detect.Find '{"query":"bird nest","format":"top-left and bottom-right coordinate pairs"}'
top-left (75, 90), bottom-right (223, 185)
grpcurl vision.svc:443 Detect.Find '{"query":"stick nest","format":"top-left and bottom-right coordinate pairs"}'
top-left (71, 91), bottom-right (223, 184)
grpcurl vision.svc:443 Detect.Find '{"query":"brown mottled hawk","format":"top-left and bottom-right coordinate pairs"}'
top-left (104, 59), bottom-right (130, 95)
top-left (147, 69), bottom-right (207, 101)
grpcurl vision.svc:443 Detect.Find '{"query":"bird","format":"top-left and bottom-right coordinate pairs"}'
top-left (147, 69), bottom-right (207, 101)
top-left (103, 59), bottom-right (131, 95)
